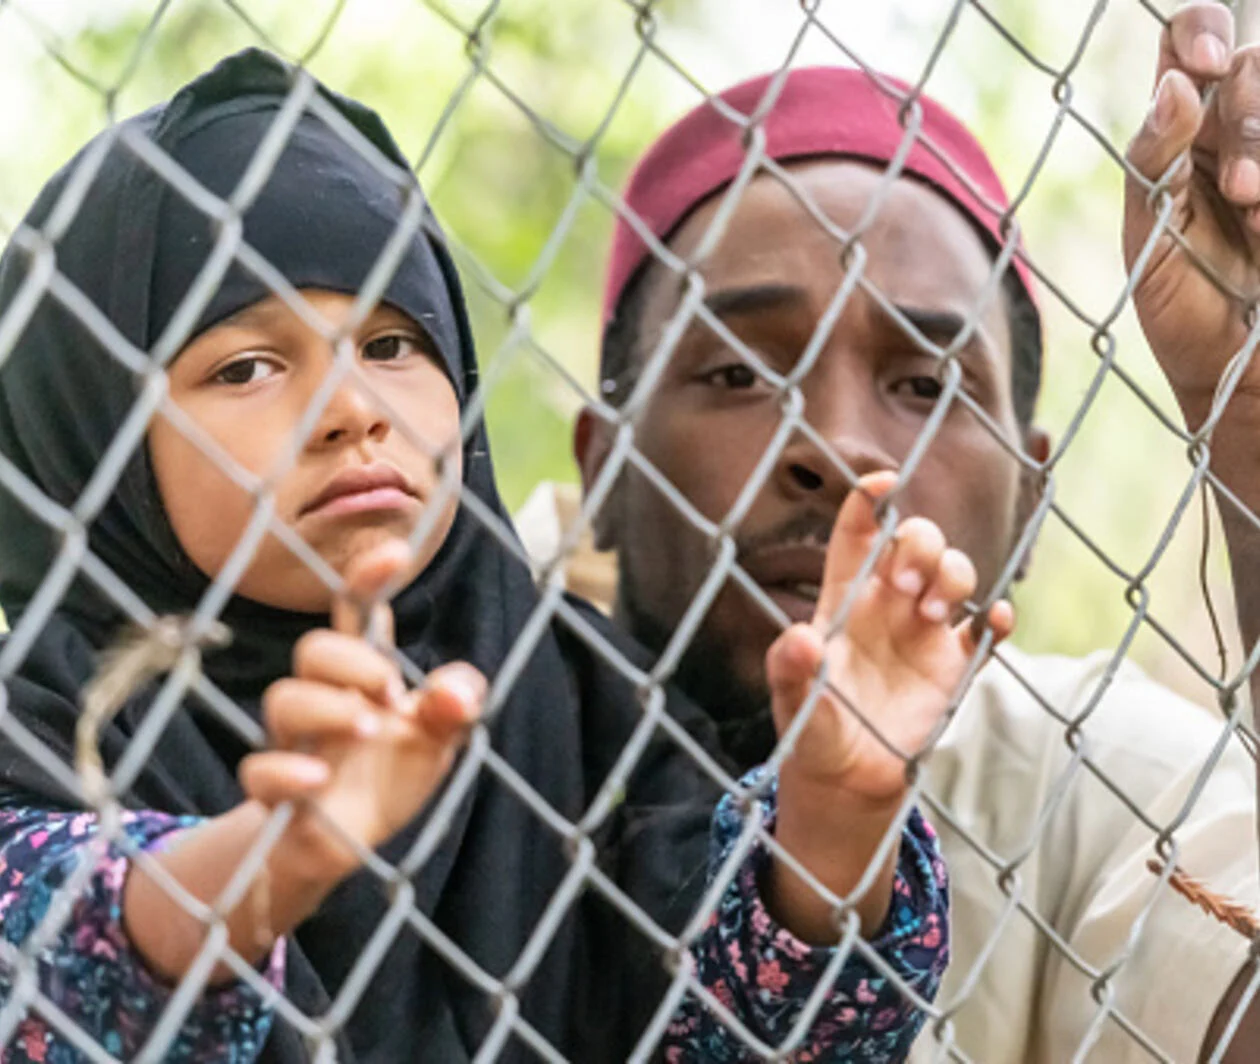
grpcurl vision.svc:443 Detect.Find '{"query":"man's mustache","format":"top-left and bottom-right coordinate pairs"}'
top-left (735, 510), bottom-right (837, 561)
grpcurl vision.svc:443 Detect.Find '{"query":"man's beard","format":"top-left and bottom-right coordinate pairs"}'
top-left (614, 508), bottom-right (843, 773)
top-left (616, 568), bottom-right (779, 774)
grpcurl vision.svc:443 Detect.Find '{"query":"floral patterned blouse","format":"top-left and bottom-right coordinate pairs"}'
top-left (0, 773), bottom-right (946, 1062)
top-left (667, 770), bottom-right (949, 1061)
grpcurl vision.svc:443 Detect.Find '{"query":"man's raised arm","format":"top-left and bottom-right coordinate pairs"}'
top-left (1124, 3), bottom-right (1260, 1056)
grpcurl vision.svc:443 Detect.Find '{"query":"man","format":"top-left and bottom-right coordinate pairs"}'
top-left (519, 5), bottom-right (1260, 1059)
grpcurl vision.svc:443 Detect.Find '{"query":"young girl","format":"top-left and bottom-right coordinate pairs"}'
top-left (0, 49), bottom-right (1002, 1062)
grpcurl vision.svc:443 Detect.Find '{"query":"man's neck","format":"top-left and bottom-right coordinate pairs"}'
top-left (614, 592), bottom-right (777, 773)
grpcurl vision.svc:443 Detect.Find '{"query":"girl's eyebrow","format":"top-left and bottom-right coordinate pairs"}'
top-left (213, 300), bottom-right (287, 331)
top-left (223, 299), bottom-right (408, 334)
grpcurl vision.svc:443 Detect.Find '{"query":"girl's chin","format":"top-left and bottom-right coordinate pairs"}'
top-left (222, 535), bottom-right (412, 613)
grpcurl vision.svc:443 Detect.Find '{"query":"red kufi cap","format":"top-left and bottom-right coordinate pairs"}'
top-left (603, 66), bottom-right (1035, 325)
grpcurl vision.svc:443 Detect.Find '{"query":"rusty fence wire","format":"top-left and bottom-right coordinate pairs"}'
top-left (0, 0), bottom-right (1257, 1061)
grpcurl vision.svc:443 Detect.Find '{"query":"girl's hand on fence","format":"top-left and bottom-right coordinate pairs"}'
top-left (124, 542), bottom-right (481, 985)
top-left (765, 471), bottom-right (1011, 941)
top-left (240, 539), bottom-right (483, 880)
top-left (1124, 1), bottom-right (1259, 425)
top-left (768, 471), bottom-right (1012, 805)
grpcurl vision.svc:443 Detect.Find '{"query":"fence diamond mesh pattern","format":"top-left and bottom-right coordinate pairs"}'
top-left (0, 0), bottom-right (1256, 1061)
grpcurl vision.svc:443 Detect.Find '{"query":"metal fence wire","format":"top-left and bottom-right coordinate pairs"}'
top-left (0, 0), bottom-right (1259, 1060)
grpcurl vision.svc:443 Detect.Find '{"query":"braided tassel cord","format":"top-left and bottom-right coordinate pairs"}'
top-left (1147, 858), bottom-right (1260, 940)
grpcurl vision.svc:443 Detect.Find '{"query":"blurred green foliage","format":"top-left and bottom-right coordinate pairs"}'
top-left (0, 0), bottom-right (699, 509)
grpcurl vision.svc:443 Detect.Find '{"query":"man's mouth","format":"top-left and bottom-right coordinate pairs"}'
top-left (760, 582), bottom-right (820, 624)
top-left (780, 581), bottom-right (821, 602)
top-left (740, 541), bottom-right (828, 625)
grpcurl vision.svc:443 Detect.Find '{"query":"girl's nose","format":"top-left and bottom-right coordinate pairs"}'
top-left (313, 377), bottom-right (390, 448)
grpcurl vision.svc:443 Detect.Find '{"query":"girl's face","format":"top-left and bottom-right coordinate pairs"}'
top-left (149, 288), bottom-right (463, 612)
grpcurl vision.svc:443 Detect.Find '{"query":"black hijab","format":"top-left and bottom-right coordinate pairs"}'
top-left (0, 49), bottom-right (723, 1062)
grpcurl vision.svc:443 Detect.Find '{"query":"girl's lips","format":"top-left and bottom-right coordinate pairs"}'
top-left (301, 462), bottom-right (418, 518)
top-left (304, 486), bottom-right (417, 518)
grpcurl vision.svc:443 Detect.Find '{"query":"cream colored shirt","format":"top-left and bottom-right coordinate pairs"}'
top-left (911, 646), bottom-right (1256, 1063)
top-left (516, 483), bottom-right (1259, 1062)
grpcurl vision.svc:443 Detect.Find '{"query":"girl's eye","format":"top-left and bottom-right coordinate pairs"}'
top-left (213, 357), bottom-right (279, 387)
top-left (893, 376), bottom-right (943, 401)
top-left (699, 363), bottom-right (761, 390)
top-left (362, 334), bottom-right (423, 363)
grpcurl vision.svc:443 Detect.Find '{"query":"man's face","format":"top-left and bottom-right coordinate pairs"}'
top-left (580, 159), bottom-right (1042, 749)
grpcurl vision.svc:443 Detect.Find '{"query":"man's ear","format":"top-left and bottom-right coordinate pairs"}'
top-left (574, 405), bottom-right (620, 552)
top-left (1012, 424), bottom-right (1052, 582)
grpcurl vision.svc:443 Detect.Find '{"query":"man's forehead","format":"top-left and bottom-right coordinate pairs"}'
top-left (651, 160), bottom-right (1005, 318)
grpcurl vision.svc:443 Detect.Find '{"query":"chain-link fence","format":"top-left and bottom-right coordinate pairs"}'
top-left (0, 0), bottom-right (1258, 1061)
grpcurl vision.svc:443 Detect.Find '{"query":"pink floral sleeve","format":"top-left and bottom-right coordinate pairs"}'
top-left (0, 800), bottom-right (284, 1063)
top-left (663, 769), bottom-right (948, 1062)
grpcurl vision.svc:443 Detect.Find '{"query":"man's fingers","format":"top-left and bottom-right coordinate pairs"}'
top-left (1215, 48), bottom-right (1260, 209)
top-left (331, 538), bottom-right (412, 642)
top-left (1160, 2), bottom-right (1233, 87)
top-left (1124, 66), bottom-right (1205, 274)
top-left (1127, 67), bottom-right (1204, 189)
top-left (239, 751), bottom-right (331, 807)
top-left (263, 678), bottom-right (382, 747)
top-left (412, 662), bottom-right (485, 742)
top-left (1125, 3), bottom-right (1231, 273)
top-left (293, 629), bottom-right (406, 707)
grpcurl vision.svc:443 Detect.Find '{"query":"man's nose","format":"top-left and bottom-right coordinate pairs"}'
top-left (772, 381), bottom-right (896, 507)
top-left (311, 373), bottom-right (390, 449)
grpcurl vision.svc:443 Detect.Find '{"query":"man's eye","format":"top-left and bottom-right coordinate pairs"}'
top-left (213, 357), bottom-right (279, 386)
top-left (700, 363), bottom-right (760, 390)
top-left (893, 376), bottom-right (943, 401)
top-left (362, 334), bottom-right (423, 362)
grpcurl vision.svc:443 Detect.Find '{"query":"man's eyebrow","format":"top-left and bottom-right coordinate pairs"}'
top-left (701, 283), bottom-right (809, 320)
top-left (887, 304), bottom-right (988, 355)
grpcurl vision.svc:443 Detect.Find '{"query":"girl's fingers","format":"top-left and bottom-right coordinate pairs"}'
top-left (412, 662), bottom-right (485, 742)
top-left (989, 600), bottom-right (1016, 642)
top-left (239, 751), bottom-right (330, 806)
top-left (766, 623), bottom-right (825, 733)
top-left (881, 517), bottom-right (947, 600)
top-left (959, 600), bottom-right (1016, 658)
top-left (815, 470), bottom-right (899, 621)
top-left (263, 678), bottom-right (382, 747)
top-left (332, 538), bottom-right (411, 643)
top-left (293, 629), bottom-right (406, 707)
top-left (918, 547), bottom-right (977, 624)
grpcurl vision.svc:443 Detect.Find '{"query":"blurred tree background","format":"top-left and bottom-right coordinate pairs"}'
top-left (0, 0), bottom-right (1238, 707)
